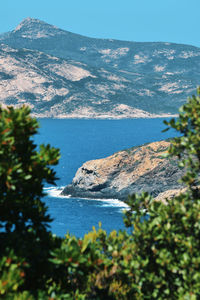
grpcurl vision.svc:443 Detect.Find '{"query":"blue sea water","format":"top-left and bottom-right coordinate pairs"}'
top-left (35, 118), bottom-right (176, 237)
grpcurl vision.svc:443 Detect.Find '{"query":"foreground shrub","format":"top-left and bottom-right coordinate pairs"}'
top-left (1, 89), bottom-right (200, 299)
top-left (0, 106), bottom-right (61, 294)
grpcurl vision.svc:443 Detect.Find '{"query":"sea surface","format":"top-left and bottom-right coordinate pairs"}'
top-left (35, 118), bottom-right (176, 237)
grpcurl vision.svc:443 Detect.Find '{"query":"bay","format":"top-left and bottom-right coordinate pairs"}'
top-left (35, 118), bottom-right (176, 237)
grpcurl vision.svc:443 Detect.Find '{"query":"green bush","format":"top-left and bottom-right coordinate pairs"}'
top-left (0, 106), bottom-right (61, 295)
top-left (1, 88), bottom-right (200, 299)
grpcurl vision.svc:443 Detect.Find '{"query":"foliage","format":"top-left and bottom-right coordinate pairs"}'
top-left (0, 106), bottom-right (61, 293)
top-left (1, 88), bottom-right (200, 299)
top-left (0, 105), bottom-right (59, 233)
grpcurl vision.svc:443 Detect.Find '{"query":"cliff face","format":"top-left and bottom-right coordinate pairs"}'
top-left (61, 141), bottom-right (184, 200)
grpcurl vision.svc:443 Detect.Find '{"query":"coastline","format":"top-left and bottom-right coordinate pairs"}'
top-left (32, 113), bottom-right (178, 119)
top-left (44, 186), bottom-right (128, 208)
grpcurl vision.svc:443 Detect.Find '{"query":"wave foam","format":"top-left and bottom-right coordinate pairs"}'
top-left (96, 199), bottom-right (128, 208)
top-left (44, 186), bottom-right (71, 198)
top-left (44, 186), bottom-right (129, 209)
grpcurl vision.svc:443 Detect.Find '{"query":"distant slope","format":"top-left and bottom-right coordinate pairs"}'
top-left (0, 18), bottom-right (200, 117)
top-left (0, 44), bottom-right (162, 118)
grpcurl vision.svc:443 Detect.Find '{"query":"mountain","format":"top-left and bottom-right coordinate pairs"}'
top-left (61, 140), bottom-right (184, 200)
top-left (0, 43), bottom-right (159, 118)
top-left (0, 18), bottom-right (200, 117)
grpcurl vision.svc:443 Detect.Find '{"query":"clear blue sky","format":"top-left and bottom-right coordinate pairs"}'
top-left (1, 0), bottom-right (200, 47)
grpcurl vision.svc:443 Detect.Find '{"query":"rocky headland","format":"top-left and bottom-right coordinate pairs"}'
top-left (61, 140), bottom-right (184, 201)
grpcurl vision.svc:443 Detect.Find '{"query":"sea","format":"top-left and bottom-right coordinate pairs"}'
top-left (35, 118), bottom-right (176, 238)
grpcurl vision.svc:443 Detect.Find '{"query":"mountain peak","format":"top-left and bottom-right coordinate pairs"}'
top-left (14, 17), bottom-right (46, 29)
top-left (13, 17), bottom-right (61, 39)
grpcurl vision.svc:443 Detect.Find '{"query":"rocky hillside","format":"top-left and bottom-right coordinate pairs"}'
top-left (61, 140), bottom-right (184, 200)
top-left (0, 44), bottom-right (160, 118)
top-left (0, 18), bottom-right (200, 118)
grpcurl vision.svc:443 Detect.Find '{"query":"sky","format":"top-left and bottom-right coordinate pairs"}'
top-left (0, 0), bottom-right (200, 47)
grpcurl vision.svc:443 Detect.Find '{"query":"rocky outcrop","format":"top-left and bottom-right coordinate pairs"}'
top-left (61, 141), bottom-right (184, 200)
top-left (155, 188), bottom-right (186, 203)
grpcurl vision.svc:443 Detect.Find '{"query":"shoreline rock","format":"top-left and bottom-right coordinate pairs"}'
top-left (61, 140), bottom-right (184, 201)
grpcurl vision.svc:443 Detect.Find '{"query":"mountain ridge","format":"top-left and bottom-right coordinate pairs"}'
top-left (0, 18), bottom-right (200, 118)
